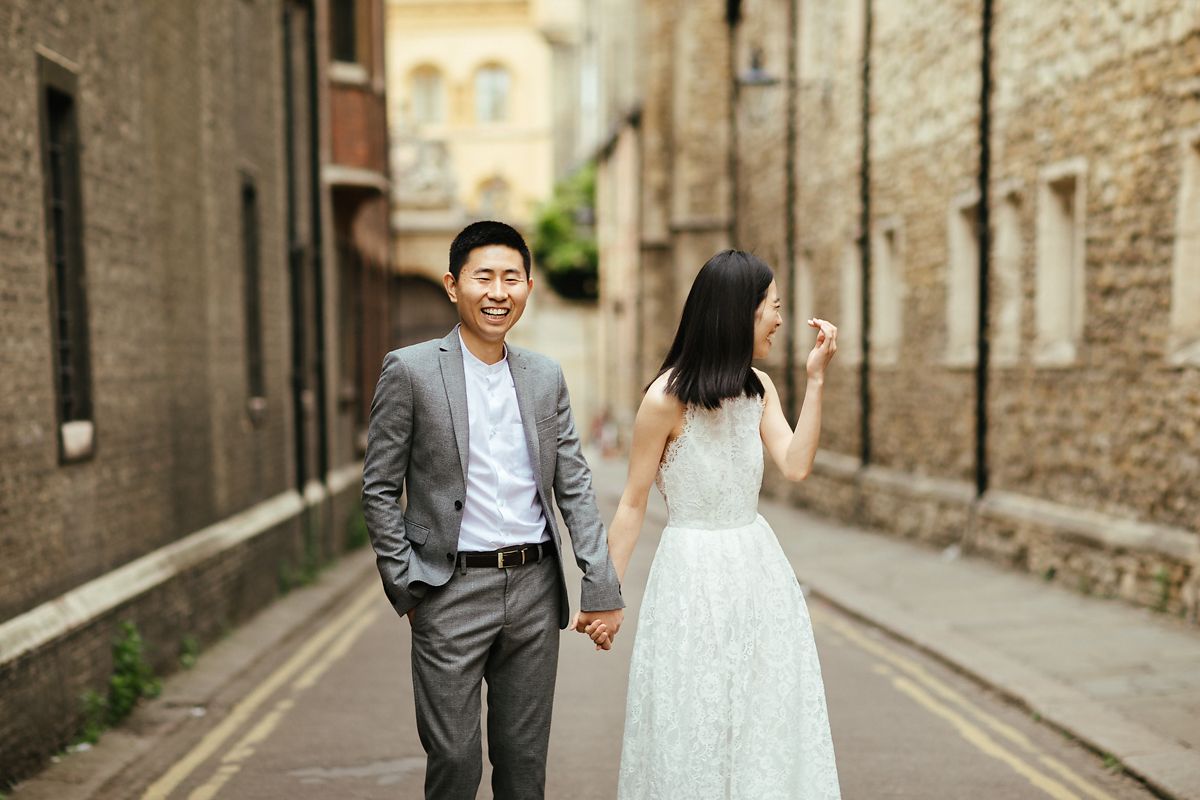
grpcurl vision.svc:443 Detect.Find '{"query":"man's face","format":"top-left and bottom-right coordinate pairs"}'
top-left (443, 245), bottom-right (532, 346)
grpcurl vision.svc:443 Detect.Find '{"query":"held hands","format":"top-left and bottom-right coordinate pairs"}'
top-left (805, 318), bottom-right (838, 381)
top-left (569, 608), bottom-right (624, 651)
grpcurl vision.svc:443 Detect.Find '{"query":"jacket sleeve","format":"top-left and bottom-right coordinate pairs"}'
top-left (362, 351), bottom-right (424, 616)
top-left (551, 365), bottom-right (625, 612)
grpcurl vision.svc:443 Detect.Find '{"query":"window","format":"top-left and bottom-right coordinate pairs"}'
top-left (477, 176), bottom-right (511, 218)
top-left (945, 195), bottom-right (980, 367)
top-left (331, 0), bottom-right (358, 64)
top-left (1035, 160), bottom-right (1086, 366)
top-left (241, 175), bottom-right (265, 406)
top-left (475, 64), bottom-right (511, 123)
top-left (839, 241), bottom-right (862, 364)
top-left (992, 192), bottom-right (1023, 366)
top-left (410, 65), bottom-right (444, 125)
top-left (1170, 133), bottom-right (1200, 365)
top-left (39, 55), bottom-right (94, 462)
top-left (871, 221), bottom-right (903, 365)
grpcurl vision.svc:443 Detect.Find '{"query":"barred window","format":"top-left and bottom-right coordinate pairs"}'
top-left (39, 55), bottom-right (94, 462)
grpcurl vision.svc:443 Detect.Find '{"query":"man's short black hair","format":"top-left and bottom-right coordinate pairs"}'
top-left (448, 220), bottom-right (532, 280)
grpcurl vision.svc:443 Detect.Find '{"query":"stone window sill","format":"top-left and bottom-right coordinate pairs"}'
top-left (60, 420), bottom-right (95, 463)
top-left (330, 61), bottom-right (368, 87)
top-left (247, 396), bottom-right (268, 427)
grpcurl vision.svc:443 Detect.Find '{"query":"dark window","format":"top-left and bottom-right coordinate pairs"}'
top-left (331, 0), bottom-right (358, 63)
top-left (39, 56), bottom-right (93, 456)
top-left (241, 175), bottom-right (266, 400)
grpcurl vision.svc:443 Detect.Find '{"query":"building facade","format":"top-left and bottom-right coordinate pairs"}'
top-left (385, 0), bottom-right (603, 429)
top-left (0, 0), bottom-right (392, 783)
top-left (596, 0), bottom-right (1200, 619)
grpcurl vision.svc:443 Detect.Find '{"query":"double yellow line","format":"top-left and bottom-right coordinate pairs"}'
top-left (816, 611), bottom-right (1118, 800)
top-left (142, 586), bottom-right (382, 800)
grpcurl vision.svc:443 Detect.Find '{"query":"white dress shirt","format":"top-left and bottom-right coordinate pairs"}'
top-left (458, 329), bottom-right (550, 551)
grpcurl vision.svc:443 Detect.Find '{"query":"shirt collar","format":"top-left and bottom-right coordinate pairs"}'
top-left (458, 327), bottom-right (508, 375)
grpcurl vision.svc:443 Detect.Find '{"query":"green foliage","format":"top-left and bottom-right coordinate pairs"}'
top-left (76, 621), bottom-right (162, 746)
top-left (78, 690), bottom-right (107, 745)
top-left (346, 503), bottom-right (369, 550)
top-left (1154, 567), bottom-right (1171, 613)
top-left (180, 635), bottom-right (200, 670)
top-left (532, 163), bottom-right (599, 301)
top-left (107, 621), bottom-right (161, 722)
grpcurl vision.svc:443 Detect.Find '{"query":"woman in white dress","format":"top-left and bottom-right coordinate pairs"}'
top-left (588, 250), bottom-right (842, 799)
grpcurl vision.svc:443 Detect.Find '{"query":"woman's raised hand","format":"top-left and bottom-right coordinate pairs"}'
top-left (805, 318), bottom-right (838, 380)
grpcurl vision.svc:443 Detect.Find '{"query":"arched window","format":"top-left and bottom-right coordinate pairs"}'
top-left (410, 65), bottom-right (444, 125)
top-left (477, 176), bottom-right (511, 217)
top-left (474, 63), bottom-right (511, 123)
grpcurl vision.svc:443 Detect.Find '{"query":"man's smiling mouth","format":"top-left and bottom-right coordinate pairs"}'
top-left (482, 308), bottom-right (510, 318)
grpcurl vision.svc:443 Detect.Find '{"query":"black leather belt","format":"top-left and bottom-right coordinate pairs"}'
top-left (457, 543), bottom-right (552, 569)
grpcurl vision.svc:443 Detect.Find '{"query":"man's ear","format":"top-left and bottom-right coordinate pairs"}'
top-left (442, 272), bottom-right (458, 304)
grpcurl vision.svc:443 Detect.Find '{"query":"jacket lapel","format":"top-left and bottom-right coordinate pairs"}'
top-left (507, 348), bottom-right (542, 471)
top-left (438, 328), bottom-right (470, 481)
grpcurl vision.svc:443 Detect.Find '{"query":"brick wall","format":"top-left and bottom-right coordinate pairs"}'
top-left (601, 0), bottom-right (1200, 618)
top-left (0, 0), bottom-right (376, 783)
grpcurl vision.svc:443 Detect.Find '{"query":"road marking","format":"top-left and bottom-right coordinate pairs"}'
top-left (891, 675), bottom-right (1080, 800)
top-left (141, 586), bottom-right (382, 800)
top-left (815, 611), bottom-right (1117, 800)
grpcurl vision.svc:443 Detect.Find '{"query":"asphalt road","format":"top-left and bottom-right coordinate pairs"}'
top-left (104, 487), bottom-right (1159, 800)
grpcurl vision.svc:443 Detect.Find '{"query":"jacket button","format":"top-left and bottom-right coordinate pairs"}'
top-left (454, 500), bottom-right (463, 510)
top-left (446, 553), bottom-right (455, 561)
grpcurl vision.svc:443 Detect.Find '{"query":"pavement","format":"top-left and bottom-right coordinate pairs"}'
top-left (587, 456), bottom-right (1200, 800)
top-left (9, 456), bottom-right (1199, 799)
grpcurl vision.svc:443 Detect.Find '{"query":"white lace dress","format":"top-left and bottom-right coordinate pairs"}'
top-left (617, 395), bottom-right (842, 800)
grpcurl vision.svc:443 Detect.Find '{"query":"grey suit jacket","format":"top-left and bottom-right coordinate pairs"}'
top-left (361, 326), bottom-right (624, 629)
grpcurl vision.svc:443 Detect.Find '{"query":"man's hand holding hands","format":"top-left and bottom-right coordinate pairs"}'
top-left (570, 608), bottom-right (624, 651)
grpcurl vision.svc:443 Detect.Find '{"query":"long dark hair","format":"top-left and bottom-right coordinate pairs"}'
top-left (654, 250), bottom-right (774, 409)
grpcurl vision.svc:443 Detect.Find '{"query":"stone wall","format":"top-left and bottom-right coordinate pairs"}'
top-left (598, 0), bottom-right (1200, 620)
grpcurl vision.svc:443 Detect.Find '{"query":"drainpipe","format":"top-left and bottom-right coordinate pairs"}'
top-left (305, 0), bottom-right (330, 484)
top-left (858, 0), bottom-right (873, 467)
top-left (727, 0), bottom-right (741, 248)
top-left (283, 2), bottom-right (308, 492)
top-left (784, 0), bottom-right (799, 420)
top-left (975, 0), bottom-right (994, 496)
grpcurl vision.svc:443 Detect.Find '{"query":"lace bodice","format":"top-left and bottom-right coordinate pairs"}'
top-left (655, 394), bottom-right (765, 529)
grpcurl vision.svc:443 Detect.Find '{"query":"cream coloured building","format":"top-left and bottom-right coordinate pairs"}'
top-left (385, 0), bottom-right (601, 431)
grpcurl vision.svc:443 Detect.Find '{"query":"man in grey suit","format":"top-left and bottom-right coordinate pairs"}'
top-left (362, 220), bottom-right (625, 799)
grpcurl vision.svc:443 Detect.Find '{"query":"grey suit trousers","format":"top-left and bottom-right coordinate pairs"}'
top-left (410, 553), bottom-right (561, 800)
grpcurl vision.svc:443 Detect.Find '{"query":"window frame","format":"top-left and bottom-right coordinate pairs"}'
top-left (240, 172), bottom-right (267, 420)
top-left (1034, 158), bottom-right (1087, 368)
top-left (38, 53), bottom-right (95, 464)
top-left (330, 0), bottom-right (360, 65)
top-left (474, 62), bottom-right (512, 124)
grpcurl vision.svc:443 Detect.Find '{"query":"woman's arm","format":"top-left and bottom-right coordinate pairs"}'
top-left (759, 318), bottom-right (838, 482)
top-left (607, 376), bottom-right (684, 582)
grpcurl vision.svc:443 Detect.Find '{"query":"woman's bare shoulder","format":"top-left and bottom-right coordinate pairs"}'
top-left (641, 371), bottom-right (685, 421)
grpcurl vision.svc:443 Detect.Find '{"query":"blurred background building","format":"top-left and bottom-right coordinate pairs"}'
top-left (593, 0), bottom-right (1200, 619)
top-left (0, 0), bottom-right (392, 782)
top-left (385, 0), bottom-right (603, 430)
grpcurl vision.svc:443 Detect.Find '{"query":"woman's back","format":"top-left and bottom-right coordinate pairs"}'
top-left (655, 394), bottom-right (764, 531)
